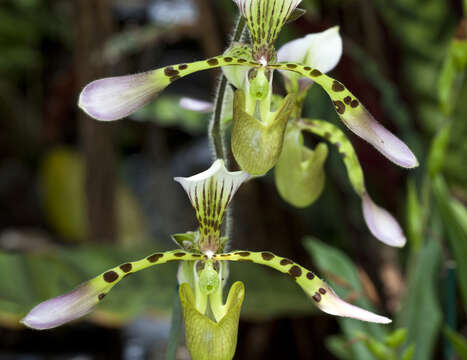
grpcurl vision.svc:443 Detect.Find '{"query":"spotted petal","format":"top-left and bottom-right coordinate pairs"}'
top-left (79, 56), bottom-right (259, 121)
top-left (299, 119), bottom-right (406, 247)
top-left (271, 63), bottom-right (418, 168)
top-left (214, 251), bottom-right (391, 323)
top-left (233, 0), bottom-right (302, 61)
top-left (21, 250), bottom-right (201, 329)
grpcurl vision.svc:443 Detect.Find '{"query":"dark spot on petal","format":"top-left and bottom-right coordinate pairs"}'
top-left (310, 69), bottom-right (322, 77)
top-left (178, 64), bottom-right (188, 70)
top-left (174, 252), bottom-right (186, 257)
top-left (344, 96), bottom-right (352, 105)
top-left (224, 57), bottom-right (233, 62)
top-left (120, 263), bottom-right (132, 273)
top-left (192, 254), bottom-right (202, 257)
top-left (319, 288), bottom-right (327, 295)
top-left (98, 293), bottom-right (106, 301)
top-left (261, 252), bottom-right (275, 261)
top-left (306, 272), bottom-right (315, 280)
top-left (147, 253), bottom-right (164, 263)
top-left (304, 66), bottom-right (311, 71)
top-left (164, 66), bottom-right (179, 77)
top-left (280, 258), bottom-right (293, 266)
top-left (236, 251), bottom-right (250, 257)
top-left (312, 293), bottom-right (322, 302)
top-left (333, 100), bottom-right (346, 114)
top-left (332, 80), bottom-right (345, 92)
top-left (288, 265), bottom-right (302, 279)
top-left (238, 58), bottom-right (247, 63)
top-left (103, 271), bottom-right (118, 283)
top-left (207, 58), bottom-right (219, 66)
top-left (287, 63), bottom-right (297, 69)
top-left (350, 99), bottom-right (359, 108)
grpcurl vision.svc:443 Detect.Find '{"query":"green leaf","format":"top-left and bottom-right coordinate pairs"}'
top-left (402, 344), bottom-right (415, 360)
top-left (325, 335), bottom-right (353, 360)
top-left (385, 328), bottom-right (407, 348)
top-left (406, 180), bottom-right (423, 252)
top-left (433, 175), bottom-right (467, 308)
top-left (427, 124), bottom-right (451, 178)
top-left (362, 336), bottom-right (392, 360)
top-left (304, 237), bottom-right (388, 360)
top-left (444, 327), bottom-right (467, 359)
top-left (396, 239), bottom-right (442, 360)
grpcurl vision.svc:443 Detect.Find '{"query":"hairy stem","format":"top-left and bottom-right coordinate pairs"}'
top-left (208, 16), bottom-right (246, 162)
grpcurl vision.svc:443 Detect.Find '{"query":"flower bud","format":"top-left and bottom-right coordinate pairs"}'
top-left (231, 90), bottom-right (295, 175)
top-left (275, 126), bottom-right (328, 207)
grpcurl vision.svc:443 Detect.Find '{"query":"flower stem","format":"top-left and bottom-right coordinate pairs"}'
top-left (208, 16), bottom-right (246, 162)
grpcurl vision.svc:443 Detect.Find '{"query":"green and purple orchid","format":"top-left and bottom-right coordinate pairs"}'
top-left (22, 0), bottom-right (419, 358)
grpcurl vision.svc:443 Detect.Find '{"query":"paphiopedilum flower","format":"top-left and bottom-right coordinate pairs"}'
top-left (78, 0), bottom-right (417, 169)
top-left (22, 160), bottom-right (391, 349)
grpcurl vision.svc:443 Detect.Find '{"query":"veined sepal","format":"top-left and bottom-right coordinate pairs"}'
top-left (275, 125), bottom-right (328, 207)
top-left (231, 90), bottom-right (295, 175)
top-left (21, 250), bottom-right (203, 330)
top-left (180, 281), bottom-right (245, 360)
top-left (299, 118), bottom-right (406, 247)
top-left (233, 0), bottom-right (302, 61)
top-left (174, 160), bottom-right (250, 253)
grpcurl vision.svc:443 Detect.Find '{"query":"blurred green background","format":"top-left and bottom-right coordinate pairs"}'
top-left (0, 0), bottom-right (466, 359)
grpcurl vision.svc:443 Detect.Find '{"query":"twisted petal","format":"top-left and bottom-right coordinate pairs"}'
top-left (270, 63), bottom-right (418, 168)
top-left (299, 119), bottom-right (406, 247)
top-left (233, 0), bottom-right (302, 61)
top-left (179, 97), bottom-right (213, 113)
top-left (277, 26), bottom-right (342, 74)
top-left (79, 56), bottom-right (259, 121)
top-left (174, 160), bottom-right (249, 245)
top-left (362, 192), bottom-right (406, 247)
top-left (214, 251), bottom-right (391, 323)
top-left (21, 250), bottom-right (202, 329)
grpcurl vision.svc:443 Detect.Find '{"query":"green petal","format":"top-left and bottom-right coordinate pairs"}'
top-left (269, 62), bottom-right (418, 168)
top-left (180, 281), bottom-right (245, 360)
top-left (214, 251), bottom-right (391, 323)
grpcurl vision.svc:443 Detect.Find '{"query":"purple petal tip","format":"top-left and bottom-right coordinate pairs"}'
top-left (362, 192), bottom-right (406, 247)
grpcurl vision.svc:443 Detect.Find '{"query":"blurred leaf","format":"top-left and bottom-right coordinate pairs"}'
top-left (325, 335), bottom-right (353, 360)
top-left (444, 327), bottom-right (467, 359)
top-left (406, 179), bottom-right (423, 252)
top-left (402, 344), bottom-right (415, 360)
top-left (385, 328), bottom-right (408, 349)
top-left (427, 124), bottom-right (451, 178)
top-left (362, 336), bottom-right (392, 360)
top-left (433, 175), bottom-right (467, 308)
top-left (396, 239), bottom-right (441, 360)
top-left (133, 96), bottom-right (208, 134)
top-left (304, 237), bottom-right (387, 360)
top-left (40, 147), bottom-right (147, 244)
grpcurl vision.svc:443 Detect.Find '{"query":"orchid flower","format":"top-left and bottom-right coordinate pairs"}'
top-left (79, 0), bottom-right (417, 170)
top-left (22, 160), bottom-right (390, 358)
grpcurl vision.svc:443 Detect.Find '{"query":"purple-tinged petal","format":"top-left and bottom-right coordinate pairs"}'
top-left (318, 285), bottom-right (392, 324)
top-left (21, 282), bottom-right (100, 330)
top-left (362, 192), bottom-right (406, 247)
top-left (179, 97), bottom-right (213, 113)
top-left (78, 72), bottom-right (161, 121)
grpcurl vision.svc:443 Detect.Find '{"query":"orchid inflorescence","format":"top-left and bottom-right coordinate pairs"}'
top-left (23, 1), bottom-right (418, 359)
